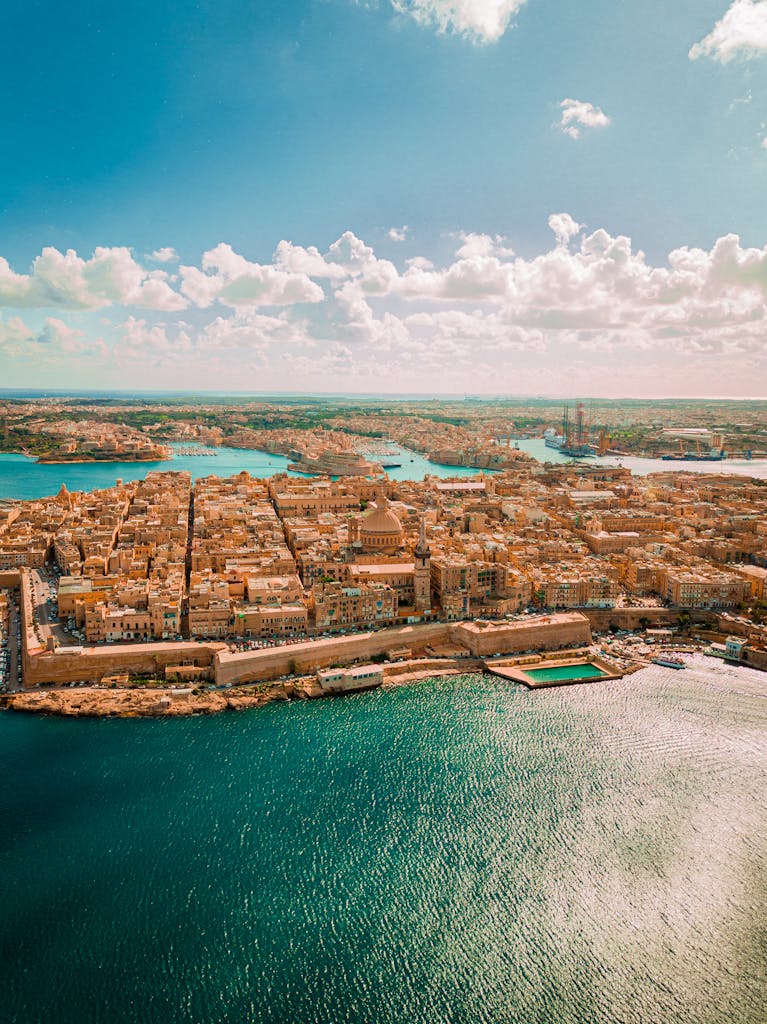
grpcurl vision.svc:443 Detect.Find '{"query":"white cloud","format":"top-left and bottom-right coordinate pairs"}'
top-left (149, 247), bottom-right (178, 263)
top-left (0, 246), bottom-right (186, 311)
top-left (689, 0), bottom-right (767, 63)
top-left (5, 221), bottom-right (767, 393)
top-left (548, 213), bottom-right (582, 248)
top-left (454, 232), bottom-right (515, 258)
top-left (0, 314), bottom-right (105, 359)
top-left (762, 135), bottom-right (767, 148)
top-left (180, 243), bottom-right (326, 308)
top-left (0, 315), bottom-right (34, 352)
top-left (388, 225), bottom-right (409, 242)
top-left (273, 240), bottom-right (348, 281)
top-left (557, 97), bottom-right (610, 139)
top-left (390, 0), bottom-right (527, 44)
top-left (558, 98), bottom-right (611, 140)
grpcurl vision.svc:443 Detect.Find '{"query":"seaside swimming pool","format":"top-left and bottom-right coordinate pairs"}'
top-left (525, 662), bottom-right (609, 683)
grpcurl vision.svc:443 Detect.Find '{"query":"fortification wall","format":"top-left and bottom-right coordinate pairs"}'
top-left (215, 622), bottom-right (452, 686)
top-left (582, 608), bottom-right (714, 631)
top-left (449, 614), bottom-right (591, 656)
top-left (19, 569), bottom-right (41, 682)
top-left (25, 641), bottom-right (226, 687)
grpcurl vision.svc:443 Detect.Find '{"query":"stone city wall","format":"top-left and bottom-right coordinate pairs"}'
top-left (450, 613), bottom-right (592, 656)
top-left (215, 622), bottom-right (452, 686)
top-left (25, 640), bottom-right (226, 688)
top-left (582, 608), bottom-right (714, 631)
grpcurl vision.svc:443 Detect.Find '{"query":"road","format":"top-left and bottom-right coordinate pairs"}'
top-left (3, 589), bottom-right (21, 691)
top-left (28, 567), bottom-right (71, 648)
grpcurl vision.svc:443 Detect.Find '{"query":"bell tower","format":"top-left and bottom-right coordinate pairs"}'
top-left (413, 516), bottom-right (431, 612)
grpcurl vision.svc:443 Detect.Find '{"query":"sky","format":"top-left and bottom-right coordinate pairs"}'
top-left (1, 0), bottom-right (767, 397)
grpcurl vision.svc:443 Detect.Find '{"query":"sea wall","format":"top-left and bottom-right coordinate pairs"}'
top-left (450, 613), bottom-right (591, 656)
top-left (25, 639), bottom-right (227, 687)
top-left (216, 622), bottom-right (452, 686)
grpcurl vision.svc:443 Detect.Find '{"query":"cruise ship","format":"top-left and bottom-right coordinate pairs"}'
top-left (544, 428), bottom-right (566, 450)
top-left (288, 449), bottom-right (383, 477)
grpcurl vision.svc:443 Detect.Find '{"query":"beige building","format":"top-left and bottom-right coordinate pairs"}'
top-left (312, 580), bottom-right (398, 629)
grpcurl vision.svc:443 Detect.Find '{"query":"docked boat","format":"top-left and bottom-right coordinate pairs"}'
top-left (544, 428), bottom-right (566, 449)
top-left (651, 656), bottom-right (686, 670)
top-left (288, 449), bottom-right (382, 477)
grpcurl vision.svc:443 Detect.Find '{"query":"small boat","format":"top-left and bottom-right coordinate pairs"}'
top-left (651, 656), bottom-right (686, 670)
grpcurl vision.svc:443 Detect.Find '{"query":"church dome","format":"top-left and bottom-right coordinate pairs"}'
top-left (359, 497), bottom-right (403, 552)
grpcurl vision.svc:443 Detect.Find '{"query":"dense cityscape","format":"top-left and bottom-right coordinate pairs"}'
top-left (2, 402), bottom-right (767, 716)
top-left (3, 0), bottom-right (766, 1021)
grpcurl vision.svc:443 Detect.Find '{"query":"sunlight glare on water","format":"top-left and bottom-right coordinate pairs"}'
top-left (0, 657), bottom-right (765, 1024)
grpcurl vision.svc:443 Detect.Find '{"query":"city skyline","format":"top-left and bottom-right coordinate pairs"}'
top-left (2, 0), bottom-right (767, 396)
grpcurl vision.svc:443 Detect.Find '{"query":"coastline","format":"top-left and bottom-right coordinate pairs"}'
top-left (3, 660), bottom-right (477, 719)
top-left (4, 677), bottom-right (325, 718)
top-left (35, 454), bottom-right (172, 465)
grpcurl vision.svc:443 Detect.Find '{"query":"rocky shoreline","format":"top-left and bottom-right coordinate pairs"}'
top-left (4, 678), bottom-right (325, 718)
top-left (3, 662), bottom-right (473, 718)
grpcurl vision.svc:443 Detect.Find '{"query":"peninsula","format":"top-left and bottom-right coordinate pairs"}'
top-left (2, 451), bottom-right (766, 716)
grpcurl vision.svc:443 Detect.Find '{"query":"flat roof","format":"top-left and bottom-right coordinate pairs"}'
top-left (435, 481), bottom-right (486, 491)
top-left (349, 562), bottom-right (415, 574)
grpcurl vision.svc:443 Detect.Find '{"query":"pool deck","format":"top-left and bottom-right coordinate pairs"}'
top-left (484, 653), bottom-right (627, 689)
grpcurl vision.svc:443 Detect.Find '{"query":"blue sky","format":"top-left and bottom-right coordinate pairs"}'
top-left (1, 0), bottom-right (767, 396)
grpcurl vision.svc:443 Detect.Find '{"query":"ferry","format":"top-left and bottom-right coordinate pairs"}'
top-left (651, 656), bottom-right (686, 670)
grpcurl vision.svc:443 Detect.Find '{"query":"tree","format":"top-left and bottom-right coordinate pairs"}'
top-left (639, 616), bottom-right (651, 631)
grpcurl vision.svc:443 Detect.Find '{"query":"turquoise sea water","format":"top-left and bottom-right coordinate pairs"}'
top-left (0, 445), bottom-right (487, 501)
top-left (515, 439), bottom-right (767, 479)
top-left (525, 662), bottom-right (607, 682)
top-left (1, 658), bottom-right (765, 1024)
top-left (3, 440), bottom-right (766, 504)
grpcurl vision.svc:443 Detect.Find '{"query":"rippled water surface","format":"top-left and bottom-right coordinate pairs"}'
top-left (1, 658), bottom-right (765, 1024)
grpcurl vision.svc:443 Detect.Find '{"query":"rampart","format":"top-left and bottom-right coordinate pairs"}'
top-left (451, 613), bottom-right (591, 657)
top-left (25, 640), bottom-right (226, 687)
top-left (215, 622), bottom-right (451, 686)
top-left (582, 608), bottom-right (714, 631)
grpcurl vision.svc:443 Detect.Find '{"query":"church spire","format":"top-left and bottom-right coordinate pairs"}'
top-left (415, 515), bottom-right (430, 557)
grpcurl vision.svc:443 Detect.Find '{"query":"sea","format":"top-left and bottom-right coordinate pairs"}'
top-left (1, 440), bottom-right (766, 503)
top-left (0, 445), bottom-right (489, 502)
top-left (1, 658), bottom-right (765, 1023)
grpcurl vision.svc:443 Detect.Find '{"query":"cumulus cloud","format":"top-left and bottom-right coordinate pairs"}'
top-left (0, 314), bottom-right (105, 359)
top-left (0, 247), bottom-right (186, 311)
top-left (689, 0), bottom-right (767, 63)
top-left (149, 247), bottom-right (178, 263)
top-left (454, 232), bottom-right (515, 259)
top-left (558, 98), bottom-right (610, 140)
top-left (390, 0), bottom-right (527, 44)
top-left (4, 221), bottom-right (767, 392)
top-left (548, 213), bottom-right (582, 248)
top-left (388, 225), bottom-right (409, 242)
top-left (273, 240), bottom-right (348, 281)
top-left (180, 243), bottom-right (326, 308)
top-left (0, 315), bottom-right (34, 352)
